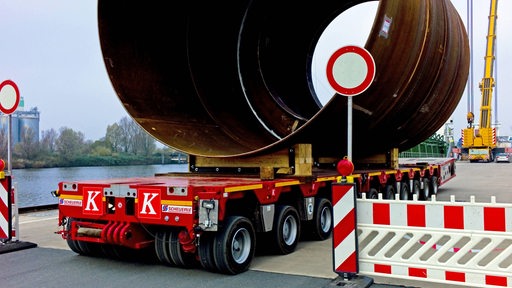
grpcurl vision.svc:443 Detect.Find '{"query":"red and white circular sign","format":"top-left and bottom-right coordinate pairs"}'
top-left (0, 80), bottom-right (20, 114)
top-left (326, 45), bottom-right (375, 96)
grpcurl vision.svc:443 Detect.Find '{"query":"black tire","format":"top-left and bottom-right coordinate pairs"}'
top-left (64, 218), bottom-right (83, 254)
top-left (168, 230), bottom-right (196, 268)
top-left (411, 180), bottom-right (421, 200)
top-left (383, 184), bottom-right (396, 200)
top-left (214, 216), bottom-right (256, 275)
top-left (399, 182), bottom-right (410, 200)
top-left (309, 198), bottom-right (333, 241)
top-left (66, 239), bottom-right (82, 254)
top-left (198, 232), bottom-right (219, 272)
top-left (270, 205), bottom-right (301, 255)
top-left (155, 231), bottom-right (173, 265)
top-left (367, 188), bottom-right (379, 199)
top-left (430, 176), bottom-right (439, 195)
top-left (421, 178), bottom-right (430, 200)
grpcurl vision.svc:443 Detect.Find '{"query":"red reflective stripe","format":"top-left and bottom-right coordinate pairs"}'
top-left (409, 267), bottom-right (427, 278)
top-left (336, 252), bottom-right (357, 273)
top-left (484, 207), bottom-right (506, 232)
top-left (373, 203), bottom-right (390, 225)
top-left (486, 275), bottom-right (508, 287)
top-left (445, 271), bottom-right (465, 282)
top-left (408, 205), bottom-right (425, 227)
top-left (333, 208), bottom-right (355, 248)
top-left (0, 199), bottom-right (8, 220)
top-left (444, 206), bottom-right (464, 229)
top-left (374, 264), bottom-right (391, 274)
top-left (332, 185), bottom-right (351, 206)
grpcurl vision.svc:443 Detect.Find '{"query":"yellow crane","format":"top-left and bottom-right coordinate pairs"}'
top-left (462, 0), bottom-right (499, 162)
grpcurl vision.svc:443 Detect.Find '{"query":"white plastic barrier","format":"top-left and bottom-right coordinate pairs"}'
top-left (356, 194), bottom-right (512, 287)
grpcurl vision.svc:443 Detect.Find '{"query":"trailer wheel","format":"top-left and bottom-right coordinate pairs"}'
top-left (168, 230), bottom-right (196, 268)
top-left (66, 239), bottom-right (82, 254)
top-left (367, 188), bottom-right (379, 199)
top-left (399, 182), bottom-right (410, 200)
top-left (155, 231), bottom-right (173, 265)
top-left (384, 184), bottom-right (396, 200)
top-left (270, 205), bottom-right (301, 254)
top-left (214, 216), bottom-right (256, 275)
top-left (430, 176), bottom-right (439, 195)
top-left (421, 178), bottom-right (430, 200)
top-left (411, 180), bottom-right (421, 200)
top-left (64, 218), bottom-right (83, 254)
top-left (309, 198), bottom-right (332, 241)
top-left (198, 232), bottom-right (219, 272)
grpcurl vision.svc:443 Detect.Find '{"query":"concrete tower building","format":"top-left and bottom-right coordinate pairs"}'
top-left (0, 96), bottom-right (40, 145)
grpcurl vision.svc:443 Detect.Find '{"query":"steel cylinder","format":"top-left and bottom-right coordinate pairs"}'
top-left (97, 0), bottom-right (469, 159)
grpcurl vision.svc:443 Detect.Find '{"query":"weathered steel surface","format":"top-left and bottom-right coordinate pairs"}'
top-left (98, 0), bottom-right (469, 159)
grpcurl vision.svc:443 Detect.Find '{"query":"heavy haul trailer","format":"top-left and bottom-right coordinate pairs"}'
top-left (55, 0), bottom-right (469, 275)
top-left (54, 146), bottom-right (456, 275)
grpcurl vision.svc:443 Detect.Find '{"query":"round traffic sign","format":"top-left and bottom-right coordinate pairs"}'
top-left (0, 80), bottom-right (20, 114)
top-left (326, 45), bottom-right (375, 96)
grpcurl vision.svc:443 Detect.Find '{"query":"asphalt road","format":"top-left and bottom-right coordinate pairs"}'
top-left (434, 160), bottom-right (512, 204)
top-left (1, 160), bottom-right (510, 288)
top-left (3, 209), bottom-right (342, 288)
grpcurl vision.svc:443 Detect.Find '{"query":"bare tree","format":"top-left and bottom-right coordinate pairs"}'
top-left (107, 116), bottom-right (155, 155)
top-left (105, 123), bottom-right (123, 153)
top-left (119, 117), bottom-right (136, 153)
top-left (132, 127), bottom-right (156, 156)
top-left (40, 128), bottom-right (58, 153)
top-left (14, 126), bottom-right (40, 160)
top-left (0, 128), bottom-right (7, 160)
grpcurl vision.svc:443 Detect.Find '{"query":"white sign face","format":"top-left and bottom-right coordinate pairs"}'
top-left (332, 52), bottom-right (368, 89)
top-left (0, 80), bottom-right (20, 114)
top-left (326, 46), bottom-right (375, 96)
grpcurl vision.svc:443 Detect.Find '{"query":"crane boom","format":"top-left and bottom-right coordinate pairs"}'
top-left (479, 0), bottom-right (498, 130)
top-left (462, 0), bottom-right (499, 162)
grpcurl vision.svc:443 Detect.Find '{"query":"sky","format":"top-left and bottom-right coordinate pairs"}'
top-left (1, 1), bottom-right (511, 143)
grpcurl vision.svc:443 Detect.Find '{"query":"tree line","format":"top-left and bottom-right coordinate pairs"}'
top-left (0, 116), bottom-right (187, 169)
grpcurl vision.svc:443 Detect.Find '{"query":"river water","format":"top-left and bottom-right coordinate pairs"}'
top-left (10, 164), bottom-right (188, 208)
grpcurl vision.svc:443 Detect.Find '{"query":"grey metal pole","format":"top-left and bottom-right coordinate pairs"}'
top-left (347, 97), bottom-right (352, 160)
top-left (7, 114), bottom-right (12, 174)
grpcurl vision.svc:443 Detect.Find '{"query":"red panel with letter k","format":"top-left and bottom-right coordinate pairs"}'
top-left (137, 188), bottom-right (162, 219)
top-left (82, 187), bottom-right (104, 215)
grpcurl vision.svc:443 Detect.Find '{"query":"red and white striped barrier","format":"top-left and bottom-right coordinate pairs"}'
top-left (0, 172), bottom-right (11, 240)
top-left (332, 183), bottom-right (358, 276)
top-left (357, 194), bottom-right (512, 287)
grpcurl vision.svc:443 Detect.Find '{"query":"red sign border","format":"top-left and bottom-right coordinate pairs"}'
top-left (0, 80), bottom-right (20, 114)
top-left (326, 46), bottom-right (376, 96)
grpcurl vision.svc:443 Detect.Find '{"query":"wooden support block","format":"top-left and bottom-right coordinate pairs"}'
top-left (294, 144), bottom-right (312, 176)
top-left (260, 166), bottom-right (275, 180)
top-left (389, 148), bottom-right (399, 169)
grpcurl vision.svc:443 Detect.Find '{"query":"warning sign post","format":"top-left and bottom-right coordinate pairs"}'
top-left (326, 47), bottom-right (375, 284)
top-left (326, 45), bottom-right (375, 161)
top-left (0, 80), bottom-right (20, 174)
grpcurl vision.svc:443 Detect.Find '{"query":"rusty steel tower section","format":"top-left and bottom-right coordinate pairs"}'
top-left (97, 0), bottom-right (470, 160)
